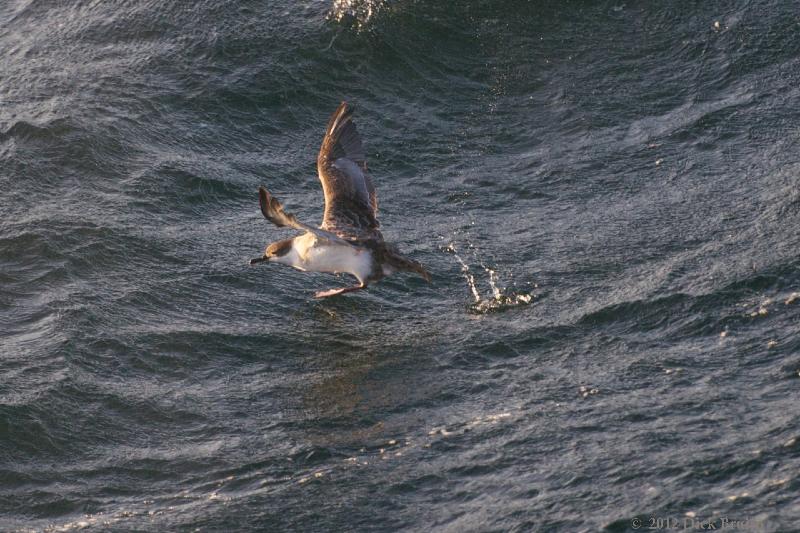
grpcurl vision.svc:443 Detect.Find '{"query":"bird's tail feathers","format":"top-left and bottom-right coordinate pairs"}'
top-left (386, 251), bottom-right (431, 283)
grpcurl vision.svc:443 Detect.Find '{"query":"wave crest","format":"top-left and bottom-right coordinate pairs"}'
top-left (328, 0), bottom-right (391, 31)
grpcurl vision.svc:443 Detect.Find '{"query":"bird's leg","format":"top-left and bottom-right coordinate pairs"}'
top-left (314, 284), bottom-right (366, 299)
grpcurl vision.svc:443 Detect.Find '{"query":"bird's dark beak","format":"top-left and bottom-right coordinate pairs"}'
top-left (249, 255), bottom-right (268, 265)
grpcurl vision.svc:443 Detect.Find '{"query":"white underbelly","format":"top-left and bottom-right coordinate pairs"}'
top-left (302, 244), bottom-right (373, 282)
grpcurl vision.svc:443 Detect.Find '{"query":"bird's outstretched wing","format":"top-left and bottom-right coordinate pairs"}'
top-left (317, 102), bottom-right (380, 241)
top-left (258, 186), bottom-right (350, 245)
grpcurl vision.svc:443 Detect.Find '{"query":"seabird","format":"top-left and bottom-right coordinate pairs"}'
top-left (249, 102), bottom-right (430, 298)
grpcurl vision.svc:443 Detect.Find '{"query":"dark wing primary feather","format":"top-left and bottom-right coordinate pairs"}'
top-left (258, 186), bottom-right (350, 245)
top-left (317, 102), bottom-right (380, 240)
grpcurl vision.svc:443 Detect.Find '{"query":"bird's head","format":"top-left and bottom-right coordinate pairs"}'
top-left (249, 237), bottom-right (295, 265)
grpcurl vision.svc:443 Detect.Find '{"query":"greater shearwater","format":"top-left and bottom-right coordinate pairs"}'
top-left (249, 102), bottom-right (430, 298)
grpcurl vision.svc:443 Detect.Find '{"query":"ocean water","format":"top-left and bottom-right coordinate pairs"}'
top-left (2, 0), bottom-right (799, 531)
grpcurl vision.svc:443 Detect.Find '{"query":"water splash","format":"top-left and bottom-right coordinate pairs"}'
top-left (451, 247), bottom-right (482, 303)
top-left (328, 0), bottom-right (390, 31)
top-left (444, 242), bottom-right (534, 314)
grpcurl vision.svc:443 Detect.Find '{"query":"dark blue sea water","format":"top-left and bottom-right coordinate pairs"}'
top-left (2, 1), bottom-right (799, 531)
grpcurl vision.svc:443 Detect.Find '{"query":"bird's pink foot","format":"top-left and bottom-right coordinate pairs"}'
top-left (314, 285), bottom-right (365, 298)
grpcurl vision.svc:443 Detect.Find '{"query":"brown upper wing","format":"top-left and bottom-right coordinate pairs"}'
top-left (317, 102), bottom-right (380, 239)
